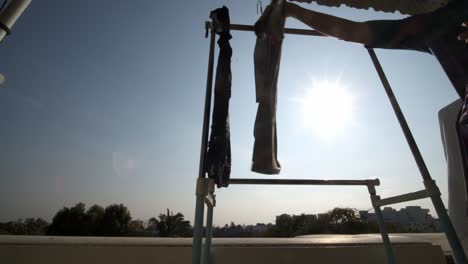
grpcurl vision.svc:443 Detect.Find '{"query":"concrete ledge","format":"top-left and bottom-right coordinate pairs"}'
top-left (2, 246), bottom-right (191, 264)
top-left (213, 245), bottom-right (447, 264)
top-left (0, 234), bottom-right (438, 247)
top-left (0, 235), bottom-right (448, 264)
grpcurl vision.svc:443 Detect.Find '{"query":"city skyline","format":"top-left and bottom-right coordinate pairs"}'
top-left (0, 203), bottom-right (439, 229)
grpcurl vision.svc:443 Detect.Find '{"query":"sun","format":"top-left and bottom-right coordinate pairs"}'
top-left (301, 79), bottom-right (353, 136)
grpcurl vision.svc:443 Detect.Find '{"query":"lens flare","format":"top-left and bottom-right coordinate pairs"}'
top-left (301, 79), bottom-right (353, 136)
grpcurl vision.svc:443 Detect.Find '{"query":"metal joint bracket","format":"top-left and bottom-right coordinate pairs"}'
top-left (367, 185), bottom-right (377, 195)
top-left (196, 178), bottom-right (211, 195)
top-left (0, 22), bottom-right (11, 36)
top-left (367, 185), bottom-right (380, 207)
top-left (205, 194), bottom-right (216, 208)
top-left (423, 179), bottom-right (441, 197)
top-left (207, 179), bottom-right (215, 194)
top-left (371, 195), bottom-right (381, 207)
top-left (204, 179), bottom-right (216, 207)
top-left (205, 21), bottom-right (212, 38)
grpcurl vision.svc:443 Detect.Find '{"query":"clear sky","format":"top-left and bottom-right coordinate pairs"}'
top-left (0, 0), bottom-right (460, 226)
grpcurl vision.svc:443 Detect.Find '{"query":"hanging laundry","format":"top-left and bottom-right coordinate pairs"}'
top-left (458, 85), bottom-right (468, 207)
top-left (251, 0), bottom-right (285, 175)
top-left (205, 6), bottom-right (232, 188)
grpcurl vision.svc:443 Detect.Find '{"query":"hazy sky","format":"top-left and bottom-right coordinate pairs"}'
top-left (0, 0), bottom-right (460, 226)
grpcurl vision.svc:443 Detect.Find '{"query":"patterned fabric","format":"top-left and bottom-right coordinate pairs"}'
top-left (458, 87), bottom-right (468, 204)
top-left (205, 6), bottom-right (232, 188)
top-left (460, 85), bottom-right (468, 127)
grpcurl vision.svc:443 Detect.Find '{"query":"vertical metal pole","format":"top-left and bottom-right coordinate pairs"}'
top-left (367, 48), bottom-right (468, 264)
top-left (0, 0), bottom-right (32, 42)
top-left (368, 186), bottom-right (396, 264)
top-left (192, 195), bottom-right (205, 264)
top-left (192, 28), bottom-right (216, 264)
top-left (429, 179), bottom-right (468, 264)
top-left (198, 27), bottom-right (216, 178)
top-left (204, 201), bottom-right (214, 264)
top-left (374, 206), bottom-right (396, 264)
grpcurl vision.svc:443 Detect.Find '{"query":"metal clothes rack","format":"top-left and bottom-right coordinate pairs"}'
top-left (192, 21), bottom-right (468, 264)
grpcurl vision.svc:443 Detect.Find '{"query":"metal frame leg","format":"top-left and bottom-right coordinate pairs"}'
top-left (425, 179), bottom-right (468, 264)
top-left (204, 199), bottom-right (215, 264)
top-left (367, 48), bottom-right (468, 264)
top-left (368, 185), bottom-right (396, 264)
top-left (192, 194), bottom-right (206, 264)
top-left (193, 26), bottom-right (216, 264)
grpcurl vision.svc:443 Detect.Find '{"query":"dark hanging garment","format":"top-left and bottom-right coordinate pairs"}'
top-left (458, 85), bottom-right (468, 209)
top-left (205, 6), bottom-right (232, 188)
top-left (251, 0), bottom-right (285, 175)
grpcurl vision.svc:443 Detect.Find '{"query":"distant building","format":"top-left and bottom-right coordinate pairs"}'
top-left (359, 210), bottom-right (369, 220)
top-left (359, 206), bottom-right (440, 232)
top-left (317, 213), bottom-right (328, 222)
top-left (252, 223), bottom-right (268, 234)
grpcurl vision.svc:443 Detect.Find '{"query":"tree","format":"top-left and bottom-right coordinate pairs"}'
top-left (147, 217), bottom-right (159, 236)
top-left (99, 204), bottom-right (131, 236)
top-left (328, 208), bottom-right (357, 225)
top-left (152, 209), bottom-right (192, 237)
top-left (47, 203), bottom-right (87, 236)
top-left (327, 207), bottom-right (367, 234)
top-left (85, 205), bottom-right (104, 235)
top-left (24, 218), bottom-right (49, 235)
top-left (0, 219), bottom-right (26, 235)
top-left (128, 220), bottom-right (145, 236)
top-left (0, 218), bottom-right (49, 235)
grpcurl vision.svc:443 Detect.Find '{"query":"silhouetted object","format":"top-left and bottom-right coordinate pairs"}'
top-left (363, 2), bottom-right (468, 100)
top-left (24, 218), bottom-right (49, 235)
top-left (0, 0), bottom-right (32, 42)
top-left (265, 208), bottom-right (398, 237)
top-left (128, 220), bottom-right (145, 236)
top-left (85, 204), bottom-right (104, 235)
top-left (147, 216), bottom-right (159, 236)
top-left (252, 0), bottom-right (285, 174)
top-left (205, 6), bottom-right (232, 188)
top-left (0, 218), bottom-right (49, 235)
top-left (47, 203), bottom-right (88, 236)
top-left (47, 202), bottom-right (131, 236)
top-left (150, 209), bottom-right (192, 237)
top-left (99, 204), bottom-right (131, 236)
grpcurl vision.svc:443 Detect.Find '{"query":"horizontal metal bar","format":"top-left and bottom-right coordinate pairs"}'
top-left (229, 178), bottom-right (380, 186)
top-left (205, 22), bottom-right (325, 37)
top-left (374, 190), bottom-right (429, 207)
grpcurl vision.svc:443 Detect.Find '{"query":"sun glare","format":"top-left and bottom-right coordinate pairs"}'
top-left (301, 79), bottom-right (353, 136)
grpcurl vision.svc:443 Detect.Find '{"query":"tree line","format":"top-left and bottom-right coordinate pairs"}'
top-left (0, 203), bottom-right (191, 237)
top-left (0, 205), bottom-right (411, 237)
